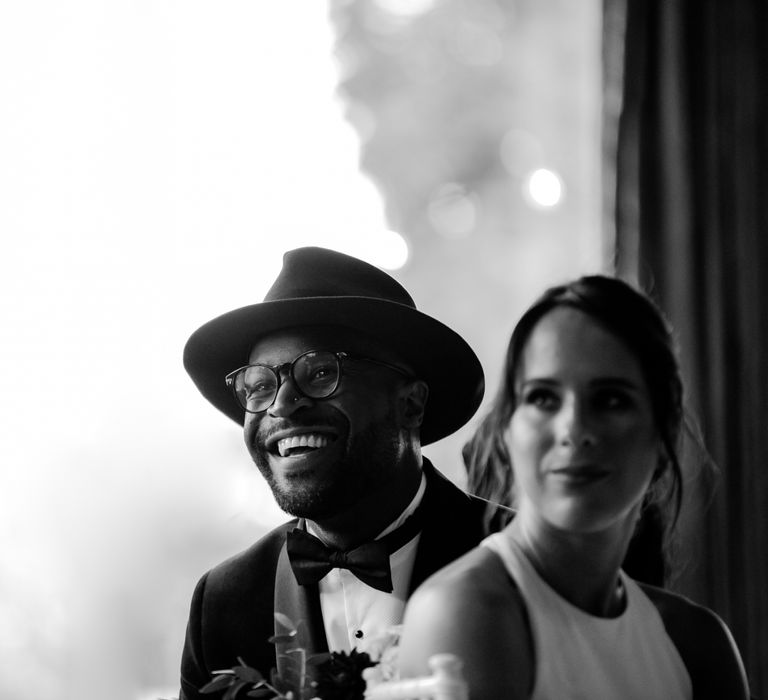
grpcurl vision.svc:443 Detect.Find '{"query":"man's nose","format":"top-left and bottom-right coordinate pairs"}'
top-left (556, 397), bottom-right (596, 447)
top-left (267, 375), bottom-right (314, 417)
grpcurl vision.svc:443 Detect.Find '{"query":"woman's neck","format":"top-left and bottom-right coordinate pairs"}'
top-left (507, 509), bottom-right (637, 617)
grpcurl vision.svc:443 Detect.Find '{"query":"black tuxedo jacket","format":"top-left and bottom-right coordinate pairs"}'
top-left (179, 460), bottom-right (496, 699)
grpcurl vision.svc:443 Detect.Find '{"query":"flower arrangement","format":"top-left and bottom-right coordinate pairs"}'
top-left (197, 615), bottom-right (401, 700)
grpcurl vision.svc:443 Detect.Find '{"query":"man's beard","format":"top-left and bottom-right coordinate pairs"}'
top-left (252, 409), bottom-right (401, 520)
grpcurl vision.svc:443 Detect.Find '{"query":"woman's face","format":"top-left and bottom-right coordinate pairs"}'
top-left (508, 307), bottom-right (660, 535)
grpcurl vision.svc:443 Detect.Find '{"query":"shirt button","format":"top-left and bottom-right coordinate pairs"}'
top-left (355, 629), bottom-right (364, 640)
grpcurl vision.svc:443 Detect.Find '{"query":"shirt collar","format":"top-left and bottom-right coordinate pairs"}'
top-left (375, 470), bottom-right (427, 540)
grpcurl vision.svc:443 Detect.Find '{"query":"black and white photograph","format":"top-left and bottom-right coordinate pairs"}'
top-left (1, 1), bottom-right (765, 699)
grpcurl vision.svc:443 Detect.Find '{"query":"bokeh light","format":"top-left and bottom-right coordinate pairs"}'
top-left (373, 0), bottom-right (437, 19)
top-left (374, 230), bottom-right (410, 269)
top-left (523, 167), bottom-right (565, 209)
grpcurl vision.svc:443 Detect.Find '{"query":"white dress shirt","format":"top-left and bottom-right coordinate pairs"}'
top-left (308, 472), bottom-right (427, 653)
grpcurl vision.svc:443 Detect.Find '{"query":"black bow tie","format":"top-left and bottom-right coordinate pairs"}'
top-left (286, 506), bottom-right (424, 593)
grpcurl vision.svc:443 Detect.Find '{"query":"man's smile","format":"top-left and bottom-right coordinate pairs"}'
top-left (276, 432), bottom-right (334, 457)
top-left (263, 427), bottom-right (340, 458)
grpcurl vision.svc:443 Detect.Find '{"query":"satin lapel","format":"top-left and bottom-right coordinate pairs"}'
top-left (274, 537), bottom-right (329, 672)
top-left (408, 466), bottom-right (442, 595)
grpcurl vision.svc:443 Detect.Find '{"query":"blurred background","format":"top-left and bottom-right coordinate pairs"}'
top-left (1, 1), bottom-right (765, 698)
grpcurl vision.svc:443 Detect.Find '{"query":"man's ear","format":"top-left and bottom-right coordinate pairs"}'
top-left (398, 379), bottom-right (429, 429)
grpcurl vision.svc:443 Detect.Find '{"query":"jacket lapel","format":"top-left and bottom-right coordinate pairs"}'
top-left (274, 532), bottom-right (329, 673)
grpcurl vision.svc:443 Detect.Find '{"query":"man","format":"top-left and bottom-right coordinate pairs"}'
top-left (179, 246), bottom-right (502, 699)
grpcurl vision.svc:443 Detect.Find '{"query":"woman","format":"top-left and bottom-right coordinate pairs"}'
top-left (464, 378), bottom-right (668, 587)
top-left (398, 276), bottom-right (749, 699)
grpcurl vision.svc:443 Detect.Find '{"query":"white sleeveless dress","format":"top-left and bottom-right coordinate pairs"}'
top-left (482, 533), bottom-right (692, 700)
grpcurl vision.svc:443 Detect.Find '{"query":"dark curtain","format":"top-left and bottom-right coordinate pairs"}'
top-left (605, 0), bottom-right (768, 695)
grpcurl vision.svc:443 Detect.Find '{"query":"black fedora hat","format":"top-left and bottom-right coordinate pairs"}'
top-left (183, 246), bottom-right (484, 445)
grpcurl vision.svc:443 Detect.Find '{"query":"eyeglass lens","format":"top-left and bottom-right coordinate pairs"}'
top-left (232, 351), bottom-right (341, 412)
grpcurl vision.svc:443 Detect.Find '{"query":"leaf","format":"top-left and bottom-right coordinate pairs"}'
top-left (223, 680), bottom-right (249, 700)
top-left (245, 689), bottom-right (277, 698)
top-left (234, 664), bottom-right (264, 683)
top-left (274, 612), bottom-right (297, 631)
top-left (200, 674), bottom-right (234, 693)
top-left (306, 652), bottom-right (332, 666)
top-left (268, 633), bottom-right (297, 645)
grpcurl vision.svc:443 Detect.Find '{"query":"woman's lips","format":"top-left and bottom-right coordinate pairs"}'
top-left (550, 465), bottom-right (610, 483)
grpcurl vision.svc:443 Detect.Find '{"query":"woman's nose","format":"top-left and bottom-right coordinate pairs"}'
top-left (556, 397), bottom-right (596, 447)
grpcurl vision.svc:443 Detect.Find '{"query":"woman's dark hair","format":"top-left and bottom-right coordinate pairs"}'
top-left (465, 275), bottom-right (685, 585)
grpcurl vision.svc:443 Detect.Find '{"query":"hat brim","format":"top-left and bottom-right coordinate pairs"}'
top-left (183, 297), bottom-right (484, 445)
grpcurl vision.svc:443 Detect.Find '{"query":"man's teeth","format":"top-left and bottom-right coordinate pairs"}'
top-left (277, 434), bottom-right (330, 457)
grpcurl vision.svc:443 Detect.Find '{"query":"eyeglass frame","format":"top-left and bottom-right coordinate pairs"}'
top-left (224, 349), bottom-right (414, 414)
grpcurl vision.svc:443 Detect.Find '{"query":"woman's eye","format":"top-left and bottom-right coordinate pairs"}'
top-left (595, 390), bottom-right (631, 410)
top-left (523, 388), bottom-right (559, 410)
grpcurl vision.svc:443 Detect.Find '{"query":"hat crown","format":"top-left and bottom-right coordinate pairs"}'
top-left (264, 247), bottom-right (416, 308)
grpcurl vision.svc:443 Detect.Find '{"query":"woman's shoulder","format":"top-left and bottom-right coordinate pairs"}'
top-left (638, 583), bottom-right (750, 699)
top-left (410, 541), bottom-right (520, 615)
top-left (399, 543), bottom-right (534, 699)
top-left (402, 544), bottom-right (516, 651)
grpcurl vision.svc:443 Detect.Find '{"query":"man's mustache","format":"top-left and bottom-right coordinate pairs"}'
top-left (255, 409), bottom-right (348, 444)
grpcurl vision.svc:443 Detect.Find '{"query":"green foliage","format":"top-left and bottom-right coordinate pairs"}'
top-left (199, 656), bottom-right (283, 700)
top-left (197, 614), bottom-right (378, 700)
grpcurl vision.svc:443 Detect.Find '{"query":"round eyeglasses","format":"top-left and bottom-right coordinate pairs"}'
top-left (225, 349), bottom-right (412, 414)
